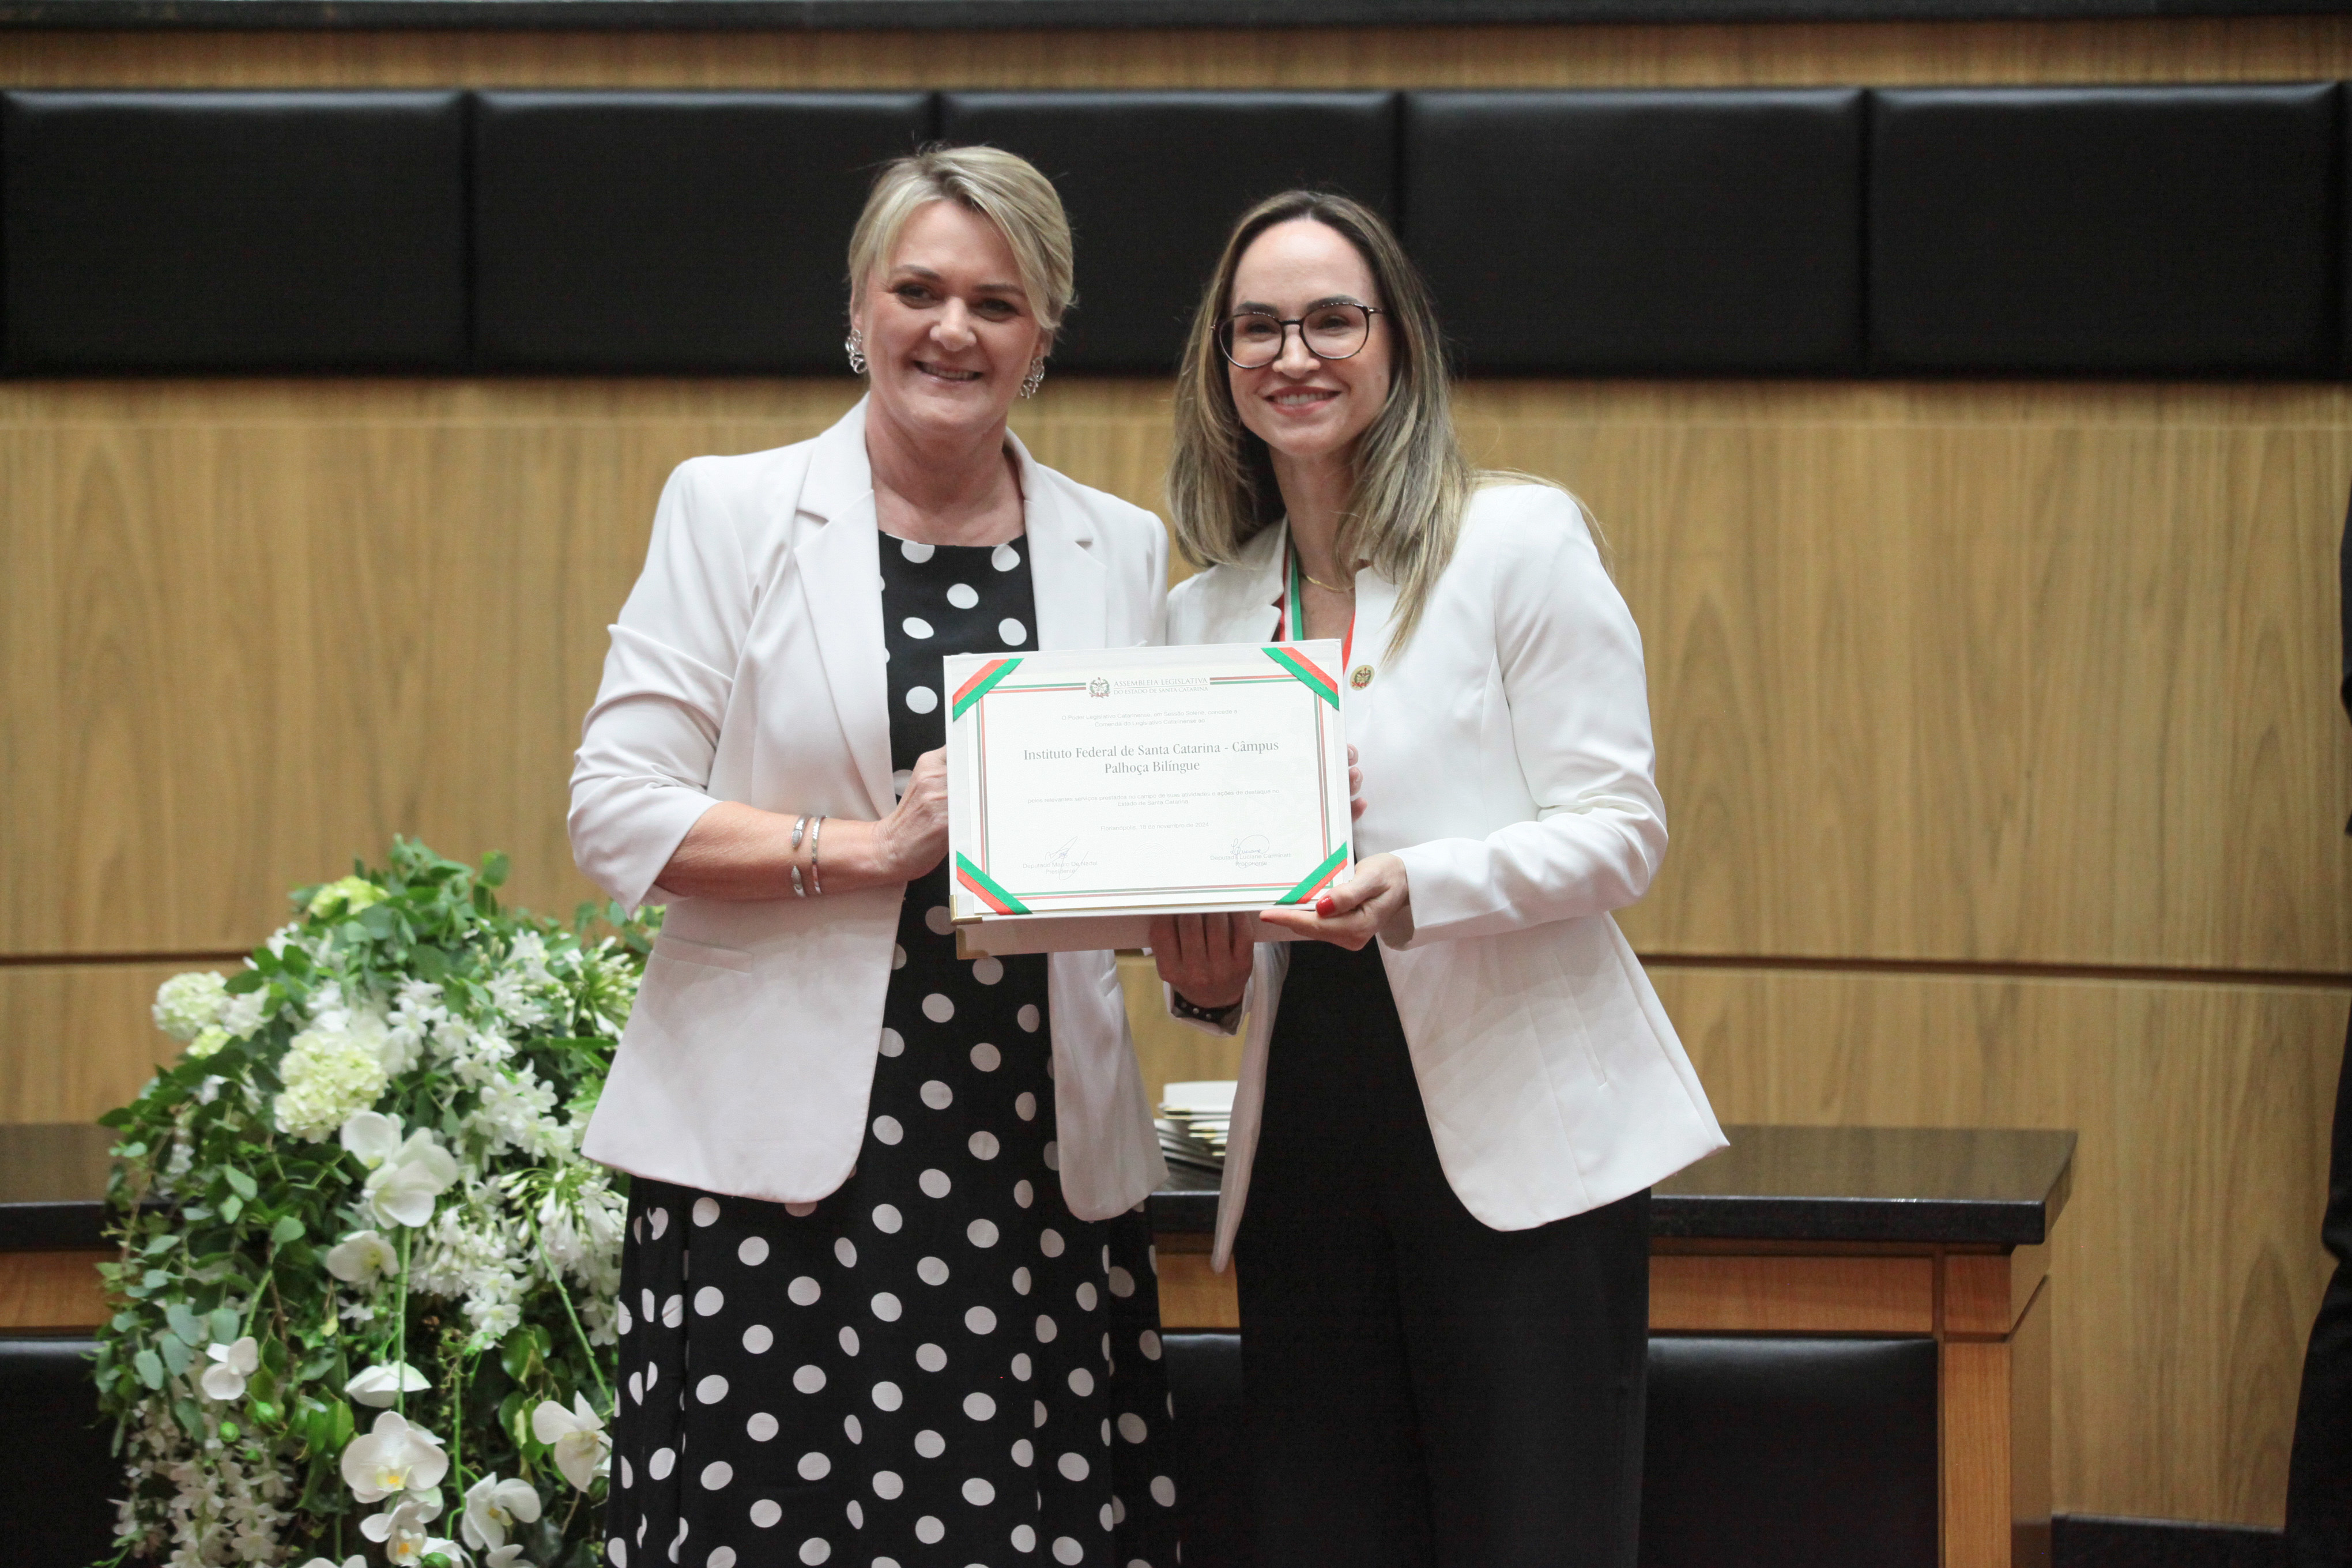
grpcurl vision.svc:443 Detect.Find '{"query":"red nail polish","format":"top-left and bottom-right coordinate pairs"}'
top-left (1314, 893), bottom-right (1338, 917)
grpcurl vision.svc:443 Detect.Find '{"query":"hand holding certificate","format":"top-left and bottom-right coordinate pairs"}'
top-left (944, 641), bottom-right (1355, 953)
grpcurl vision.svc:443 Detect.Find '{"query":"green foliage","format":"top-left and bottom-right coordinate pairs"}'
top-left (97, 839), bottom-right (654, 1567)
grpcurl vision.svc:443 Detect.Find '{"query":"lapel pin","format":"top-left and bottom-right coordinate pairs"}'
top-left (1350, 665), bottom-right (1375, 689)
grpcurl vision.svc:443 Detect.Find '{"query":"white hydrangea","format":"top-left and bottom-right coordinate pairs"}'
top-left (152, 973), bottom-right (229, 1043)
top-left (272, 1023), bottom-right (390, 1142)
top-left (218, 989), bottom-right (268, 1041)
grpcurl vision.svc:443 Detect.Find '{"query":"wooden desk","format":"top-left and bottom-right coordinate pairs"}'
top-left (1151, 1124), bottom-right (2074, 1568)
top-left (0, 1124), bottom-right (117, 1334)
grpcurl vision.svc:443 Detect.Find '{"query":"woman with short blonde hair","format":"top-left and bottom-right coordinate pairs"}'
top-left (575, 145), bottom-right (1179, 1568)
top-left (1151, 189), bottom-right (1724, 1568)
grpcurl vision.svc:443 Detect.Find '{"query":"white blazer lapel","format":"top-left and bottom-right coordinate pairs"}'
top-left (1017, 436), bottom-right (1108, 652)
top-left (794, 405), bottom-right (894, 817)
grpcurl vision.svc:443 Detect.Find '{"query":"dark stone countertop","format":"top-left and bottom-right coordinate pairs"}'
top-left (0, 0), bottom-right (2329, 29)
top-left (0, 1124), bottom-right (119, 1252)
top-left (1149, 1124), bottom-right (2076, 1249)
top-left (0, 1121), bottom-right (2076, 1252)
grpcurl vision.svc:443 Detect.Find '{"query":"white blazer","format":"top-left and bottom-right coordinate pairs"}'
top-left (570, 399), bottom-right (1170, 1221)
top-left (1167, 483), bottom-right (1726, 1268)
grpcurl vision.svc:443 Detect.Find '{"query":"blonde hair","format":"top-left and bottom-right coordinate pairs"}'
top-left (846, 144), bottom-right (1076, 338)
top-left (1167, 190), bottom-right (1477, 656)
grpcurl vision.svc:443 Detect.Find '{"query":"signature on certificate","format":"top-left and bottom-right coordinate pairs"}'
top-left (1026, 836), bottom-right (1098, 879)
top-left (1211, 833), bottom-right (1276, 869)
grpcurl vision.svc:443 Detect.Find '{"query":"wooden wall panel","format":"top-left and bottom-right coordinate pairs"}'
top-left (0, 961), bottom-right (224, 1123)
top-left (7, 379), bottom-right (2348, 975)
top-left (1650, 963), bottom-right (2345, 1526)
top-left (3, 17), bottom-right (2351, 92)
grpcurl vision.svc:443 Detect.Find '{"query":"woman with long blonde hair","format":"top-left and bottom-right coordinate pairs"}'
top-left (1148, 190), bottom-right (1724, 1567)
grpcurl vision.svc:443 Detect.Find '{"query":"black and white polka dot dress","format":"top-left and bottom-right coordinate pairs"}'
top-left (605, 529), bottom-right (1181, 1568)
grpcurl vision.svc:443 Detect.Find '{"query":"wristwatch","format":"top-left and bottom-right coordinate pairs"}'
top-left (1169, 990), bottom-right (1244, 1031)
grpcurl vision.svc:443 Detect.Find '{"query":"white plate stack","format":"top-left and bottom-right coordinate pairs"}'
top-left (1156, 1080), bottom-right (1237, 1173)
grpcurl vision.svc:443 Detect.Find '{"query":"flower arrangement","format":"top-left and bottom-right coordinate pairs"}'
top-left (96, 840), bottom-right (655, 1568)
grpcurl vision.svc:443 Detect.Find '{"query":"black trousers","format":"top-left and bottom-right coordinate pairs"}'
top-left (1234, 939), bottom-right (1650, 1568)
top-left (2289, 1006), bottom-right (2352, 1567)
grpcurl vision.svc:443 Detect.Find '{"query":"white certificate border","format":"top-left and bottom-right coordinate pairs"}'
top-left (946, 642), bottom-right (1351, 920)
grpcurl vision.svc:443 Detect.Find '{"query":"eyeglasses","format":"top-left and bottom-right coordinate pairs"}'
top-left (1215, 303), bottom-right (1382, 370)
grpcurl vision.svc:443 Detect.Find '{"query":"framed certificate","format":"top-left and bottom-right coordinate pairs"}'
top-left (943, 640), bottom-right (1354, 953)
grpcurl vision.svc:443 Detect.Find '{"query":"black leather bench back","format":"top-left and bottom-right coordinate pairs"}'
top-left (2, 85), bottom-right (2345, 378)
top-left (0, 1336), bottom-right (118, 1566)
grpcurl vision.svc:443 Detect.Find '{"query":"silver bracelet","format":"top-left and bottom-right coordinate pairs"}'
top-left (788, 815), bottom-right (811, 898)
top-left (809, 816), bottom-right (826, 896)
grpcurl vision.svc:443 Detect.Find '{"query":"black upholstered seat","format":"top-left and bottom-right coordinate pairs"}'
top-left (2, 91), bottom-right (468, 372)
top-left (939, 92), bottom-right (1399, 373)
top-left (1158, 1330), bottom-right (1939, 1568)
top-left (472, 91), bottom-right (934, 373)
top-left (1869, 84), bottom-right (2338, 375)
top-left (0, 1336), bottom-right (117, 1564)
top-left (1405, 89), bottom-right (1866, 375)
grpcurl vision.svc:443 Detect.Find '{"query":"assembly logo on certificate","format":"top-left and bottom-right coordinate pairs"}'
top-left (944, 641), bottom-right (1355, 947)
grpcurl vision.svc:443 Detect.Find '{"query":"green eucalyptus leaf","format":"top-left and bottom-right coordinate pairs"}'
top-left (222, 1169), bottom-right (257, 1200)
top-left (269, 1215), bottom-right (304, 1245)
top-left (165, 1302), bottom-right (205, 1347)
top-left (133, 1349), bottom-right (163, 1390)
top-left (209, 1307), bottom-right (242, 1344)
top-left (159, 1336), bottom-right (192, 1377)
top-left (220, 1194), bottom-right (243, 1224)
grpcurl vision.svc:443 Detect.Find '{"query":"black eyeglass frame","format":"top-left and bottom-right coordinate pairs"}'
top-left (1213, 303), bottom-right (1385, 369)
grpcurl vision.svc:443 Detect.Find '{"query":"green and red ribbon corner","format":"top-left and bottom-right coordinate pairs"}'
top-left (955, 853), bottom-right (1030, 915)
top-left (951, 657), bottom-right (1022, 721)
top-left (1262, 644), bottom-right (1340, 710)
top-left (1277, 846), bottom-right (1352, 906)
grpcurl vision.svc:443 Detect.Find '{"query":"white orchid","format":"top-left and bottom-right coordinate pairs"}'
top-left (344, 1361), bottom-right (431, 1408)
top-left (530, 1394), bottom-right (611, 1491)
top-left (324, 1228), bottom-right (399, 1286)
top-left (350, 1124), bottom-right (459, 1229)
top-left (361, 1494), bottom-right (460, 1567)
top-left (198, 1335), bottom-right (259, 1401)
top-left (485, 1548), bottom-right (536, 1568)
top-left (340, 1409), bottom-right (449, 1505)
top-left (340, 1110), bottom-right (406, 1168)
top-left (461, 1472), bottom-right (544, 1550)
top-left (297, 1558), bottom-right (365, 1568)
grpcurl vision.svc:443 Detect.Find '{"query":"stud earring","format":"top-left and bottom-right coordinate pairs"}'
top-left (1019, 357), bottom-right (1046, 399)
top-left (845, 329), bottom-right (867, 376)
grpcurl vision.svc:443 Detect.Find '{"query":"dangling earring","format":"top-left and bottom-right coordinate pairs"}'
top-left (845, 328), bottom-right (867, 376)
top-left (1019, 357), bottom-right (1046, 399)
